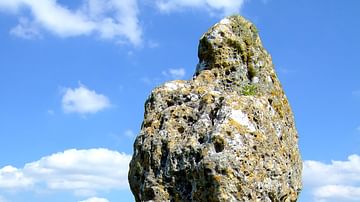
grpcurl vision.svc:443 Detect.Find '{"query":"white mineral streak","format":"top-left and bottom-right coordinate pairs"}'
top-left (274, 122), bottom-right (282, 137)
top-left (266, 75), bottom-right (272, 83)
top-left (199, 114), bottom-right (212, 127)
top-left (267, 104), bottom-right (276, 116)
top-left (164, 81), bottom-right (184, 91)
top-left (208, 27), bottom-right (227, 43)
top-left (256, 60), bottom-right (264, 68)
top-left (220, 18), bottom-right (231, 25)
top-left (252, 76), bottom-right (259, 83)
top-left (227, 133), bottom-right (244, 150)
top-left (230, 109), bottom-right (256, 132)
top-left (211, 90), bottom-right (221, 96)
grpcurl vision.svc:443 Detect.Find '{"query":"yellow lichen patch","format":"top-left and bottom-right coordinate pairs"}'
top-left (185, 136), bottom-right (198, 147)
top-left (196, 70), bottom-right (216, 83)
top-left (224, 167), bottom-right (235, 178)
top-left (226, 98), bottom-right (241, 108)
top-left (253, 131), bottom-right (267, 142)
top-left (228, 118), bottom-right (250, 134)
top-left (201, 93), bottom-right (215, 104)
top-left (213, 175), bottom-right (222, 183)
top-left (166, 140), bottom-right (175, 151)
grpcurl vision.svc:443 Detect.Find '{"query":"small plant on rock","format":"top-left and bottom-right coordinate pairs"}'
top-left (242, 84), bottom-right (257, 96)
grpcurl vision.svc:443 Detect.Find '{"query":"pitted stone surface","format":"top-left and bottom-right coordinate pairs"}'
top-left (129, 15), bottom-right (302, 202)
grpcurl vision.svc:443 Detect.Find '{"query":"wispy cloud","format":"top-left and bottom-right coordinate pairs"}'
top-left (124, 129), bottom-right (136, 138)
top-left (9, 17), bottom-right (41, 39)
top-left (277, 67), bottom-right (297, 75)
top-left (47, 109), bottom-right (55, 115)
top-left (155, 0), bottom-right (246, 15)
top-left (0, 148), bottom-right (131, 196)
top-left (78, 197), bottom-right (110, 202)
top-left (61, 83), bottom-right (111, 115)
top-left (0, 195), bottom-right (7, 202)
top-left (303, 154), bottom-right (360, 201)
top-left (162, 68), bottom-right (186, 79)
top-left (148, 40), bottom-right (160, 48)
top-left (0, 0), bottom-right (142, 45)
top-left (141, 67), bottom-right (186, 86)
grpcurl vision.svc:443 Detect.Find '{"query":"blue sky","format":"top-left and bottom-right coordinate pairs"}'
top-left (0, 0), bottom-right (359, 201)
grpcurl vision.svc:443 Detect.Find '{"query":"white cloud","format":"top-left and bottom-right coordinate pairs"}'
top-left (314, 185), bottom-right (360, 201)
top-left (162, 68), bottom-right (186, 79)
top-left (9, 17), bottom-right (41, 39)
top-left (78, 197), bottom-right (110, 202)
top-left (0, 166), bottom-right (33, 189)
top-left (303, 154), bottom-right (360, 201)
top-left (0, 148), bottom-right (132, 196)
top-left (155, 0), bottom-right (246, 15)
top-left (62, 83), bottom-right (111, 114)
top-left (0, 0), bottom-right (142, 45)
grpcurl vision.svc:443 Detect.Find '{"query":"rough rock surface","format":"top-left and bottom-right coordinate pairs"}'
top-left (129, 15), bottom-right (302, 201)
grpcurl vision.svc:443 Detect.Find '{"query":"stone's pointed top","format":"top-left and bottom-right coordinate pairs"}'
top-left (196, 15), bottom-right (279, 98)
top-left (197, 15), bottom-right (261, 74)
top-left (129, 15), bottom-right (302, 202)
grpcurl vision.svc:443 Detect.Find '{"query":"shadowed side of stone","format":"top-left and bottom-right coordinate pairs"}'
top-left (128, 15), bottom-right (302, 201)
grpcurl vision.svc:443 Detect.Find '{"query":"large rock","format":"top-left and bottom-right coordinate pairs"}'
top-left (128, 15), bottom-right (302, 201)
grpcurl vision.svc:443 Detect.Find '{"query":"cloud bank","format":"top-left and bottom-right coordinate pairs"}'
top-left (303, 154), bottom-right (360, 201)
top-left (0, 0), bottom-right (142, 45)
top-left (78, 197), bottom-right (110, 202)
top-left (0, 0), bottom-right (249, 44)
top-left (3, 147), bottom-right (360, 202)
top-left (0, 148), bottom-right (131, 196)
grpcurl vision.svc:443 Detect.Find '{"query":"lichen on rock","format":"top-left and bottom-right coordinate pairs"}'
top-left (128, 15), bottom-right (302, 201)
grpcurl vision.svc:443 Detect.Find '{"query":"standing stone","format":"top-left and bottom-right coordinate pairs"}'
top-left (128, 15), bottom-right (302, 201)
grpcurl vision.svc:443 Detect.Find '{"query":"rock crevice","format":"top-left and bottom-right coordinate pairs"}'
top-left (129, 15), bottom-right (302, 202)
